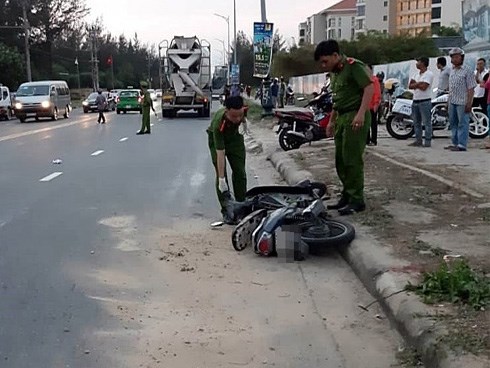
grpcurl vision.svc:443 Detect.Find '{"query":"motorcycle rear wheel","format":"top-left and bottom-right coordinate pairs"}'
top-left (301, 217), bottom-right (355, 253)
top-left (386, 115), bottom-right (414, 139)
top-left (278, 128), bottom-right (302, 151)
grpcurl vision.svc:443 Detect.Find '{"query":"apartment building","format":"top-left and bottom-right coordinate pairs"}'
top-left (431, 0), bottom-right (463, 30)
top-left (396, 0), bottom-right (432, 36)
top-left (298, 0), bottom-right (357, 45)
top-left (298, 22), bottom-right (307, 45)
top-left (323, 0), bottom-right (357, 41)
top-left (355, 0), bottom-right (397, 36)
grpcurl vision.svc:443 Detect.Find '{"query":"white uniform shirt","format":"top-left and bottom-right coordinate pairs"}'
top-left (474, 69), bottom-right (488, 98)
top-left (411, 70), bottom-right (434, 101)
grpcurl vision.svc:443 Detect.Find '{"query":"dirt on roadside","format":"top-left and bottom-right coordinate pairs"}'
top-left (292, 144), bottom-right (490, 358)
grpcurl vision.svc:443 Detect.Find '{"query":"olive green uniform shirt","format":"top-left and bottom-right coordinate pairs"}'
top-left (331, 56), bottom-right (371, 114)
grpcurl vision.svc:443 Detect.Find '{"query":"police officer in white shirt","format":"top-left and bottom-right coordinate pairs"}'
top-left (473, 58), bottom-right (488, 113)
top-left (408, 57), bottom-right (434, 147)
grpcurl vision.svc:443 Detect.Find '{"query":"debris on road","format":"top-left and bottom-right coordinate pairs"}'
top-left (52, 159), bottom-right (62, 164)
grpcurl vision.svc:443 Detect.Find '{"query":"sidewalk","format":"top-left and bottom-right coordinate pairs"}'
top-left (247, 119), bottom-right (490, 368)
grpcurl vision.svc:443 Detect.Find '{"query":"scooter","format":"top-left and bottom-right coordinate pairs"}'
top-left (230, 181), bottom-right (355, 261)
top-left (274, 91), bottom-right (333, 151)
top-left (386, 93), bottom-right (490, 140)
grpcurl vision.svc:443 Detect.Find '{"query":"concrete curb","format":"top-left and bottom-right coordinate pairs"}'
top-left (267, 149), bottom-right (487, 368)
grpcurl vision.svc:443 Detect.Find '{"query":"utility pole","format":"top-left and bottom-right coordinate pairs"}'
top-left (233, 0), bottom-right (237, 65)
top-left (22, 2), bottom-right (32, 82)
top-left (89, 29), bottom-right (99, 91)
top-left (261, 0), bottom-right (267, 22)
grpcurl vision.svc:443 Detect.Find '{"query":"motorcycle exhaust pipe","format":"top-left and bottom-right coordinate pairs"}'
top-left (287, 131), bottom-right (307, 140)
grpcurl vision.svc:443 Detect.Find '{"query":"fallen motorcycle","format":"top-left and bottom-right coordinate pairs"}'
top-left (228, 181), bottom-right (355, 260)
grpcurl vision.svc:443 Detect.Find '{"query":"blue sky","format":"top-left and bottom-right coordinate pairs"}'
top-left (85, 0), bottom-right (338, 66)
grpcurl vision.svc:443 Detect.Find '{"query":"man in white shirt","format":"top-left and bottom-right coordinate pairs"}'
top-left (408, 57), bottom-right (434, 147)
top-left (473, 58), bottom-right (488, 113)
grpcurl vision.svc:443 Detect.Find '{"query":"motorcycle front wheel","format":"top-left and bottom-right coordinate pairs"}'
top-left (301, 217), bottom-right (355, 253)
top-left (469, 109), bottom-right (490, 139)
top-left (278, 128), bottom-right (302, 151)
top-left (386, 115), bottom-right (415, 139)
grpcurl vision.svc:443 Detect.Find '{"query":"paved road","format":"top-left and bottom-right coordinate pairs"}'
top-left (0, 104), bottom-right (407, 367)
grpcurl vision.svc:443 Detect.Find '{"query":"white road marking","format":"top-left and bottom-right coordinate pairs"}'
top-left (119, 137), bottom-right (128, 142)
top-left (91, 150), bottom-right (105, 156)
top-left (0, 117), bottom-right (92, 143)
top-left (40, 172), bottom-right (63, 182)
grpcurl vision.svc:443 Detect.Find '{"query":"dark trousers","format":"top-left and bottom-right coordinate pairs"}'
top-left (207, 131), bottom-right (247, 214)
top-left (97, 111), bottom-right (105, 123)
top-left (473, 96), bottom-right (487, 115)
top-left (367, 109), bottom-right (378, 144)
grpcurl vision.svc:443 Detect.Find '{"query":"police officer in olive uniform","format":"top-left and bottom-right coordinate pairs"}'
top-left (314, 40), bottom-right (374, 215)
top-left (137, 81), bottom-right (155, 135)
top-left (207, 96), bottom-right (247, 224)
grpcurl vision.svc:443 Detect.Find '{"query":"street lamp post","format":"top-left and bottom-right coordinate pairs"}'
top-left (214, 39), bottom-right (227, 65)
top-left (233, 0), bottom-right (237, 65)
top-left (213, 13), bottom-right (230, 82)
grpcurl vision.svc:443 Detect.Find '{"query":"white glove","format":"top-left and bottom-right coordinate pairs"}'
top-left (218, 177), bottom-right (229, 193)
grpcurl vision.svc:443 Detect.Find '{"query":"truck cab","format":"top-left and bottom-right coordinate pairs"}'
top-left (0, 85), bottom-right (13, 121)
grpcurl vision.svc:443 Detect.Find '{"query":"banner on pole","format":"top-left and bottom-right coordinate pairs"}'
top-left (253, 22), bottom-right (274, 78)
top-left (230, 64), bottom-right (240, 84)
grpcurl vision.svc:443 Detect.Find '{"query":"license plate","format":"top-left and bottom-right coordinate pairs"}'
top-left (126, 105), bottom-right (131, 109)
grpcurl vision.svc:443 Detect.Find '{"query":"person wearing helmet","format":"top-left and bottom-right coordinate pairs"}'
top-left (446, 47), bottom-right (477, 152)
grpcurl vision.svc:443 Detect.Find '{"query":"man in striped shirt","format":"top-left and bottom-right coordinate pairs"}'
top-left (446, 48), bottom-right (477, 152)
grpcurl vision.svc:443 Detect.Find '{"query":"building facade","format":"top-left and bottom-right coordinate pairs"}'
top-left (396, 0), bottom-right (433, 36)
top-left (298, 22), bottom-right (307, 45)
top-left (355, 0), bottom-right (397, 36)
top-left (431, 0), bottom-right (463, 30)
top-left (298, 0), bottom-right (357, 45)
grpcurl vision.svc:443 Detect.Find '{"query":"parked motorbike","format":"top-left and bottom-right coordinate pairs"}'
top-left (386, 93), bottom-right (490, 140)
top-left (285, 85), bottom-right (295, 105)
top-left (274, 91), bottom-right (333, 151)
top-left (229, 180), bottom-right (355, 260)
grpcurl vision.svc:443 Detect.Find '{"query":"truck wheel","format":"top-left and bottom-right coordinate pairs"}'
top-left (116, 109), bottom-right (120, 114)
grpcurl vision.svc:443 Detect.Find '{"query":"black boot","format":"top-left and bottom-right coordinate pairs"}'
top-left (136, 130), bottom-right (145, 135)
top-left (338, 202), bottom-right (366, 216)
top-left (327, 197), bottom-right (349, 210)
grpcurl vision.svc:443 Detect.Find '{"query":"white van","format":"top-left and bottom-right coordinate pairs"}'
top-left (14, 80), bottom-right (71, 123)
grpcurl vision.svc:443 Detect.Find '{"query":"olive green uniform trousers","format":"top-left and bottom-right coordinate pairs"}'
top-left (140, 106), bottom-right (151, 132)
top-left (334, 111), bottom-right (371, 205)
top-left (207, 131), bottom-right (247, 213)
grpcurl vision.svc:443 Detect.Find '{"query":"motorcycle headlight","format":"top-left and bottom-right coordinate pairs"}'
top-left (15, 102), bottom-right (22, 110)
top-left (82, 101), bottom-right (89, 106)
top-left (41, 100), bottom-right (51, 108)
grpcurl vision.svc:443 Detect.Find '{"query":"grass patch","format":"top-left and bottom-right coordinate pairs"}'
top-left (407, 259), bottom-right (490, 310)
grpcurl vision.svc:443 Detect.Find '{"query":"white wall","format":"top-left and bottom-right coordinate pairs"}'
top-left (289, 50), bottom-right (489, 95)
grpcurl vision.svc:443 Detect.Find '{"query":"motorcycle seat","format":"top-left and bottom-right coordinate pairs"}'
top-left (274, 107), bottom-right (314, 121)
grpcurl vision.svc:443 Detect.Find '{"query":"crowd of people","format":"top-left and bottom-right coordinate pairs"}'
top-left (208, 39), bottom-right (490, 222)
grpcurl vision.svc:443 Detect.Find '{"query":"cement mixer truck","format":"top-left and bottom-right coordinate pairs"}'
top-left (159, 36), bottom-right (212, 118)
